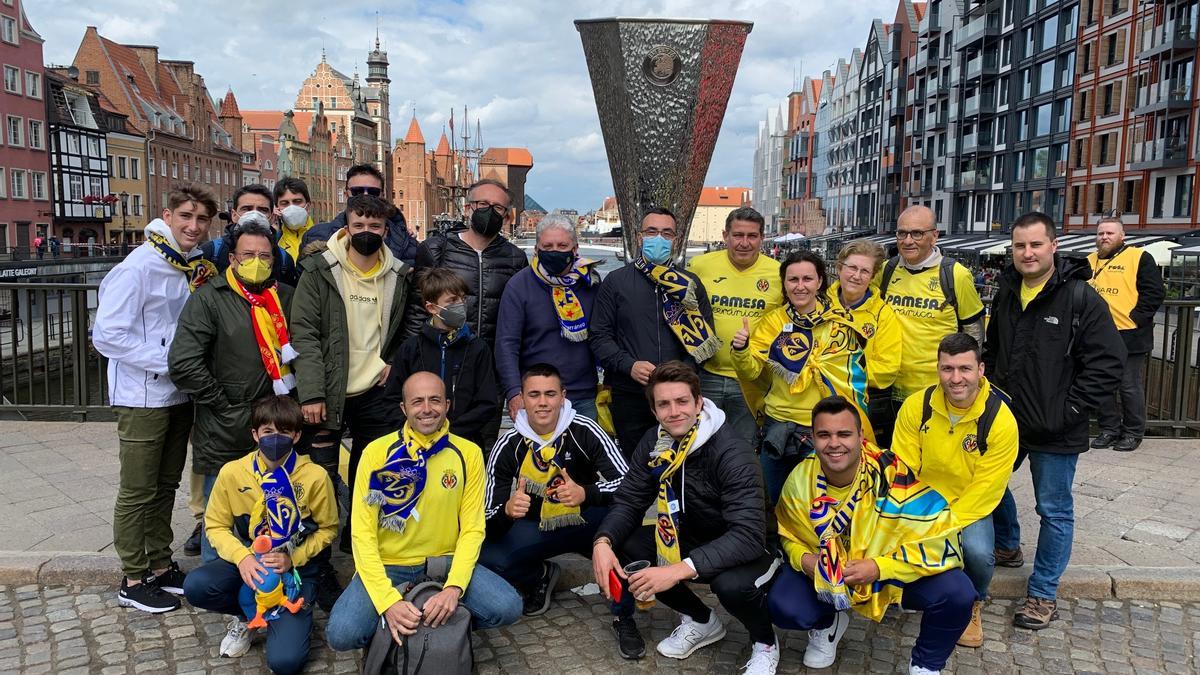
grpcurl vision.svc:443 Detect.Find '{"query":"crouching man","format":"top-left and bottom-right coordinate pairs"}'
top-left (767, 396), bottom-right (974, 675)
top-left (183, 395), bottom-right (338, 675)
top-left (591, 361), bottom-right (780, 674)
top-left (325, 372), bottom-right (522, 650)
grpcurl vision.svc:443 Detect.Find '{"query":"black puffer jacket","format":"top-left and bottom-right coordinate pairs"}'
top-left (594, 422), bottom-right (768, 578)
top-left (983, 255), bottom-right (1125, 454)
top-left (404, 229), bottom-right (529, 349)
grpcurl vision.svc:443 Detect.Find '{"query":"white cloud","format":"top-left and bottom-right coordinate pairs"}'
top-left (30, 0), bottom-right (898, 211)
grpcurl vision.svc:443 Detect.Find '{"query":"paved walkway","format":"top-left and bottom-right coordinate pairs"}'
top-left (0, 421), bottom-right (1196, 568)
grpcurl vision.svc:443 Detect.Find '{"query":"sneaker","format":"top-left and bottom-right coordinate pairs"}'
top-left (994, 547), bottom-right (1024, 568)
top-left (741, 638), bottom-right (780, 675)
top-left (1090, 431), bottom-right (1119, 449)
top-left (219, 617), bottom-right (254, 657)
top-left (117, 576), bottom-right (180, 613)
top-left (183, 522), bottom-right (203, 557)
top-left (803, 609), bottom-right (849, 669)
top-left (523, 561), bottom-right (561, 616)
top-left (150, 561), bottom-right (186, 596)
top-left (656, 611), bottom-right (726, 659)
top-left (1013, 596), bottom-right (1058, 630)
top-left (612, 616), bottom-right (646, 660)
top-left (909, 662), bottom-right (940, 675)
top-left (316, 570), bottom-right (343, 613)
top-left (957, 600), bottom-right (984, 648)
top-left (1113, 436), bottom-right (1141, 452)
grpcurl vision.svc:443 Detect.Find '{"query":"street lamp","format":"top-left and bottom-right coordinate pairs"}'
top-left (119, 191), bottom-right (129, 256)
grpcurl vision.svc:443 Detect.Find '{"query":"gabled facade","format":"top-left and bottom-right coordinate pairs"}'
top-left (0, 0), bottom-right (49, 256)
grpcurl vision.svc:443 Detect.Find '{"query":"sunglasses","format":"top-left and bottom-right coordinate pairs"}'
top-left (349, 186), bottom-right (383, 197)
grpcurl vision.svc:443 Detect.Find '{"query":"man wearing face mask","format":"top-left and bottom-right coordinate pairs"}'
top-left (590, 208), bottom-right (718, 457)
top-left (274, 177), bottom-right (315, 263)
top-left (300, 164), bottom-right (417, 266)
top-left (170, 220), bottom-right (299, 564)
top-left (200, 184), bottom-right (301, 287)
top-left (496, 214), bottom-right (602, 421)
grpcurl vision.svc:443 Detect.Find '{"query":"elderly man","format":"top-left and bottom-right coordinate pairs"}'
top-left (686, 206), bottom-right (781, 441)
top-left (1086, 216), bottom-right (1165, 452)
top-left (878, 206), bottom-right (985, 406)
top-left (497, 213), bottom-right (602, 420)
top-left (590, 208), bottom-right (718, 456)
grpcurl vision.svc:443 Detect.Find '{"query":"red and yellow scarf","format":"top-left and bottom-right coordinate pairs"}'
top-left (225, 267), bottom-right (297, 395)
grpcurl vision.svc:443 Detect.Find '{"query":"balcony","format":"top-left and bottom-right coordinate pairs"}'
top-left (965, 53), bottom-right (1000, 81)
top-left (1130, 138), bottom-right (1189, 170)
top-left (963, 93), bottom-right (997, 118)
top-left (1137, 20), bottom-right (1198, 59)
top-left (959, 167), bottom-right (992, 190)
top-left (927, 108), bottom-right (948, 131)
top-left (1133, 81), bottom-right (1194, 116)
top-left (960, 133), bottom-right (994, 154)
top-left (927, 5), bottom-right (942, 33)
top-left (960, 13), bottom-right (1001, 47)
top-left (920, 150), bottom-right (935, 165)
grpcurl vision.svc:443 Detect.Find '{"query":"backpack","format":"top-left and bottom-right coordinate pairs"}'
top-left (879, 256), bottom-right (959, 317)
top-left (361, 557), bottom-right (473, 675)
top-left (919, 384), bottom-right (1005, 456)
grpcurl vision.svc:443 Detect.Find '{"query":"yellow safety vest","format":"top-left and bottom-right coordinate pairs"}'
top-left (1086, 245), bottom-right (1142, 331)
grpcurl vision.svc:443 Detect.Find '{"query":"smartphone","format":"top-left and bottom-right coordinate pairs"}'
top-left (608, 569), bottom-right (623, 602)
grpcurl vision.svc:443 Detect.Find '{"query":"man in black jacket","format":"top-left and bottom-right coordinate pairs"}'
top-left (591, 362), bottom-right (777, 669)
top-left (589, 209), bottom-right (718, 456)
top-left (479, 363), bottom-right (628, 617)
top-left (300, 163), bottom-right (417, 266)
top-left (984, 212), bottom-right (1124, 631)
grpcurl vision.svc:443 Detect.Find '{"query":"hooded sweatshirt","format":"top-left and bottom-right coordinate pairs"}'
top-left (326, 229), bottom-right (394, 396)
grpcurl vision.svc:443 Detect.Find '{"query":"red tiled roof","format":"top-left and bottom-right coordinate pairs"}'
top-left (914, 2), bottom-right (927, 22)
top-left (241, 110), bottom-right (285, 134)
top-left (481, 147), bottom-right (533, 167)
top-left (219, 89), bottom-right (240, 117)
top-left (94, 35), bottom-right (183, 126)
top-left (404, 116), bottom-right (425, 144)
top-left (434, 132), bottom-right (451, 156)
top-left (698, 187), bottom-right (749, 207)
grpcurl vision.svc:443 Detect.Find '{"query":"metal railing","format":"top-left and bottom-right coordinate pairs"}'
top-left (1144, 300), bottom-right (1200, 435)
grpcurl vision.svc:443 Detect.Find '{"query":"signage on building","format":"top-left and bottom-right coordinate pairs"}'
top-left (0, 268), bottom-right (38, 279)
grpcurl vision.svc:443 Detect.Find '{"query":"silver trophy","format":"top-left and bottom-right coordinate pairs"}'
top-left (575, 17), bottom-right (753, 261)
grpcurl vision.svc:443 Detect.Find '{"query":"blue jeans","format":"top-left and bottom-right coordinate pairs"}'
top-left (570, 396), bottom-right (598, 422)
top-left (992, 450), bottom-right (1078, 600)
top-left (961, 517), bottom-right (995, 600)
top-left (324, 560), bottom-right (523, 651)
top-left (699, 370), bottom-right (759, 443)
top-left (768, 562), bottom-right (973, 672)
top-left (200, 473), bottom-right (219, 563)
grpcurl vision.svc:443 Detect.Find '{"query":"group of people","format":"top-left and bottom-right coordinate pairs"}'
top-left (92, 163), bottom-right (1161, 674)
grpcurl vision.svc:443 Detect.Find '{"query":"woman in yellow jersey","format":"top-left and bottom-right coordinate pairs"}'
top-left (830, 240), bottom-right (903, 447)
top-left (731, 250), bottom-right (872, 504)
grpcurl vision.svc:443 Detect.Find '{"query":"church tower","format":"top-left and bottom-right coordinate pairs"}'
top-left (366, 27), bottom-right (392, 191)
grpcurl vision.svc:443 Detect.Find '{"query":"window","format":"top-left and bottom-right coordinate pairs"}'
top-left (69, 175), bottom-right (82, 201)
top-left (85, 70), bottom-right (99, 85)
top-left (1, 16), bottom-right (16, 44)
top-left (1001, 37), bottom-right (1013, 67)
top-left (1032, 146), bottom-right (1050, 179)
top-left (1102, 83), bottom-right (1116, 116)
top-left (30, 172), bottom-right (45, 200)
top-left (1098, 133), bottom-right (1112, 165)
top-left (183, 163), bottom-right (189, 179)
top-left (1094, 183), bottom-right (1110, 213)
top-left (10, 169), bottom-right (26, 199)
top-left (1023, 27), bottom-right (1035, 59)
top-left (161, 159), bottom-right (167, 175)
top-left (3, 65), bottom-right (18, 93)
top-left (1041, 16), bottom-right (1059, 51)
top-left (1153, 176), bottom-right (1166, 218)
top-left (1037, 60), bottom-right (1055, 95)
top-left (1074, 139), bottom-right (1086, 168)
top-left (205, 168), bottom-right (211, 183)
top-left (89, 176), bottom-right (103, 197)
top-left (65, 133), bottom-right (79, 153)
top-left (1105, 34), bottom-right (1118, 67)
top-left (87, 136), bottom-right (101, 155)
top-left (107, 155), bottom-right (114, 176)
top-left (24, 71), bottom-right (40, 99)
top-left (27, 120), bottom-right (42, 150)
top-left (1055, 97), bottom-right (1072, 132)
top-left (118, 157), bottom-right (127, 179)
top-left (265, 160), bottom-right (273, 170)
top-left (1174, 175), bottom-right (1192, 217)
top-left (171, 162), bottom-right (178, 178)
top-left (6, 115), bottom-right (22, 146)
top-left (0, 167), bottom-right (5, 197)
top-left (1017, 110), bottom-right (1030, 142)
top-left (1020, 68), bottom-right (1032, 99)
top-left (130, 158), bottom-right (140, 179)
top-left (132, 194), bottom-right (143, 216)
top-left (1063, 6), bottom-right (1078, 42)
top-left (149, 151), bottom-right (155, 175)
top-left (1058, 54), bottom-right (1075, 88)
top-left (1081, 43), bottom-right (1093, 74)
top-left (1122, 179), bottom-right (1140, 214)
top-left (1014, 151), bottom-right (1027, 181)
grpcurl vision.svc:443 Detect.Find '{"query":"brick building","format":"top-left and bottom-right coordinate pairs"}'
top-left (45, 69), bottom-right (110, 246)
top-left (391, 115), bottom-right (477, 240)
top-left (479, 147), bottom-right (534, 235)
top-left (0, 0), bottom-right (49, 257)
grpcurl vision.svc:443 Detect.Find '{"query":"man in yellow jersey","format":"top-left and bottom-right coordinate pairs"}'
top-left (891, 333), bottom-right (1018, 648)
top-left (687, 207), bottom-right (781, 440)
top-left (878, 206), bottom-right (985, 404)
top-left (325, 371), bottom-right (522, 650)
top-left (1086, 216), bottom-right (1164, 452)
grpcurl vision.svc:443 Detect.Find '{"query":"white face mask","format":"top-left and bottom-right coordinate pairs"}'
top-left (237, 210), bottom-right (270, 229)
top-left (280, 204), bottom-right (309, 229)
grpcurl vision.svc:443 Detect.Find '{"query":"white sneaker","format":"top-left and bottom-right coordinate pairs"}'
top-left (656, 611), bottom-right (726, 659)
top-left (740, 638), bottom-right (780, 675)
top-left (803, 609), bottom-right (849, 668)
top-left (219, 618), bottom-right (253, 657)
top-left (909, 662), bottom-right (940, 675)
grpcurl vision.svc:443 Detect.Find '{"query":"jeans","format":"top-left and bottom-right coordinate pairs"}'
top-left (757, 416), bottom-right (810, 505)
top-left (768, 563), bottom-right (973, 672)
top-left (699, 370), bottom-right (758, 443)
top-left (993, 450), bottom-right (1079, 600)
top-left (608, 387), bottom-right (659, 460)
top-left (112, 403), bottom-right (193, 579)
top-left (184, 560), bottom-right (316, 675)
top-left (200, 473), bottom-right (220, 563)
top-left (324, 560), bottom-right (523, 651)
top-left (961, 517), bottom-right (995, 600)
top-left (1098, 352), bottom-right (1147, 440)
top-left (570, 396), bottom-right (598, 422)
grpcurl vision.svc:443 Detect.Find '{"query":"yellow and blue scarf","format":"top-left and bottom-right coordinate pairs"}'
top-left (648, 421), bottom-right (699, 567)
top-left (518, 434), bottom-right (585, 531)
top-left (249, 451), bottom-right (301, 550)
top-left (147, 229), bottom-right (216, 292)
top-left (365, 422), bottom-right (452, 533)
top-left (633, 257), bottom-right (720, 363)
top-left (532, 255), bottom-right (599, 342)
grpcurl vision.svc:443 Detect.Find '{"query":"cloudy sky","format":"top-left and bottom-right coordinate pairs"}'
top-left (30, 0), bottom-right (899, 212)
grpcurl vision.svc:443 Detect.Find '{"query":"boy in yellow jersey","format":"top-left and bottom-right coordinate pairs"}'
top-left (325, 372), bottom-right (522, 650)
top-left (891, 334), bottom-right (1018, 648)
top-left (687, 207), bottom-right (781, 440)
top-left (877, 206), bottom-right (985, 403)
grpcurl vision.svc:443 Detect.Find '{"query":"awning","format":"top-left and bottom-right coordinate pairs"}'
top-left (1051, 234), bottom-right (1178, 266)
top-left (769, 233), bottom-right (806, 243)
top-left (804, 229), bottom-right (876, 243)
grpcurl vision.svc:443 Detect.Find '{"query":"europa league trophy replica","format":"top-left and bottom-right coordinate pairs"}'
top-left (575, 18), bottom-right (753, 262)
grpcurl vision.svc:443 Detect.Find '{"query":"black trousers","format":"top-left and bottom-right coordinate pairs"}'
top-left (616, 525), bottom-right (777, 646)
top-left (608, 387), bottom-right (658, 460)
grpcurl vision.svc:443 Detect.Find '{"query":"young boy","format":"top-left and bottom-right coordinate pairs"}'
top-left (385, 267), bottom-right (498, 448)
top-left (183, 396), bottom-right (338, 675)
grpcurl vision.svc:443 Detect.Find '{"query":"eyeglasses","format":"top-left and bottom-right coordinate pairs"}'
top-left (348, 186), bottom-right (383, 197)
top-left (640, 227), bottom-right (677, 240)
top-left (469, 200), bottom-right (509, 216)
top-left (838, 262), bottom-right (874, 279)
top-left (236, 205), bottom-right (273, 215)
top-left (896, 228), bottom-right (937, 241)
top-left (232, 251), bottom-right (273, 263)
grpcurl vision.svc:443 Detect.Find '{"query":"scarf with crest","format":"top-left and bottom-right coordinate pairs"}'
top-left (517, 426), bottom-right (585, 531)
top-left (365, 421), bottom-right (452, 533)
top-left (648, 421), bottom-right (699, 567)
top-left (531, 255), bottom-right (600, 342)
top-left (147, 229), bottom-right (216, 292)
top-left (633, 257), bottom-right (720, 363)
top-left (249, 451), bottom-right (301, 550)
top-left (225, 267), bottom-right (298, 395)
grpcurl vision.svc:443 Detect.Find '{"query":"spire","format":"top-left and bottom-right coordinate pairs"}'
top-left (435, 130), bottom-right (451, 156)
top-left (321, 46), bottom-right (326, 63)
top-left (404, 113), bottom-right (425, 145)
top-left (218, 88), bottom-right (240, 118)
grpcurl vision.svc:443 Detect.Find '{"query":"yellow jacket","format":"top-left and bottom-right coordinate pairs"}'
top-left (352, 430), bottom-right (486, 614)
top-left (829, 282), bottom-right (903, 390)
top-left (204, 451), bottom-right (338, 568)
top-left (890, 378), bottom-right (1019, 527)
top-left (278, 219), bottom-right (314, 261)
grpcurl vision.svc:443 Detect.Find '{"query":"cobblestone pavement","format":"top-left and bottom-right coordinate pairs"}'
top-left (0, 583), bottom-right (1195, 674)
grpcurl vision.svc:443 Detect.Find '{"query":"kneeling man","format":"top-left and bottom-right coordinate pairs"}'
top-left (591, 361), bottom-right (779, 674)
top-left (325, 371), bottom-right (522, 650)
top-left (768, 396), bottom-right (974, 675)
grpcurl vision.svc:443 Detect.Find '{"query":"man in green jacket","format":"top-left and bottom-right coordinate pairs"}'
top-left (289, 194), bottom-right (412, 553)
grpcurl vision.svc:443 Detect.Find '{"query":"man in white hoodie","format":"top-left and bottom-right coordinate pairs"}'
top-left (94, 184), bottom-right (219, 613)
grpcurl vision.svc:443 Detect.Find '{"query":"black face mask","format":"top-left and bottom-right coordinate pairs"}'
top-left (470, 207), bottom-right (505, 238)
top-left (539, 250), bottom-right (575, 276)
top-left (350, 231), bottom-right (384, 256)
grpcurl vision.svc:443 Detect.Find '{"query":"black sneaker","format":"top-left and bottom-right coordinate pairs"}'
top-left (1090, 432), bottom-right (1119, 449)
top-left (316, 570), bottom-right (344, 613)
top-left (150, 561), bottom-right (187, 596)
top-left (118, 576), bottom-right (181, 613)
top-left (612, 616), bottom-right (646, 660)
top-left (183, 522), bottom-right (203, 557)
top-left (1113, 436), bottom-right (1141, 452)
top-left (523, 561), bottom-right (562, 616)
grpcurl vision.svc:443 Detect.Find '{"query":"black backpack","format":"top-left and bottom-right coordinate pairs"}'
top-left (879, 256), bottom-right (959, 316)
top-left (919, 385), bottom-right (1005, 456)
top-left (361, 557), bottom-right (473, 675)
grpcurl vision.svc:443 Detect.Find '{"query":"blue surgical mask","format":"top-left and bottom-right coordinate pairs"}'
top-left (641, 235), bottom-right (672, 265)
top-left (258, 433), bottom-right (294, 462)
